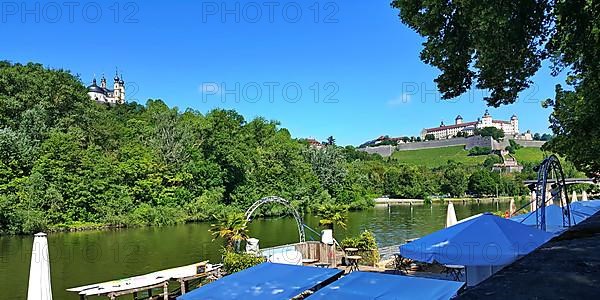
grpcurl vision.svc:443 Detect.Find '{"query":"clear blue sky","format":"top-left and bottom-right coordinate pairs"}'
top-left (1, 0), bottom-right (560, 145)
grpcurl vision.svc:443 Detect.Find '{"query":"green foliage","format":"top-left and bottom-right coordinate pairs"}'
top-left (210, 212), bottom-right (249, 250)
top-left (439, 161), bottom-right (469, 197)
top-left (424, 134), bottom-right (435, 141)
top-left (474, 127), bottom-right (505, 141)
top-left (468, 146), bottom-right (492, 156)
top-left (391, 0), bottom-right (600, 177)
top-left (483, 155), bottom-right (502, 169)
top-left (341, 230), bottom-right (380, 266)
top-left (505, 140), bottom-right (523, 154)
top-left (317, 203), bottom-right (348, 230)
top-left (222, 250), bottom-right (265, 274)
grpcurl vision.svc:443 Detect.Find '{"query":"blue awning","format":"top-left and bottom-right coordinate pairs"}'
top-left (178, 263), bottom-right (343, 300)
top-left (510, 205), bottom-right (587, 233)
top-left (307, 272), bottom-right (464, 300)
top-left (401, 213), bottom-right (554, 266)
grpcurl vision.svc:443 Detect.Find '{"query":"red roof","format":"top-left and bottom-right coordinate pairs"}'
top-left (424, 121), bottom-right (477, 132)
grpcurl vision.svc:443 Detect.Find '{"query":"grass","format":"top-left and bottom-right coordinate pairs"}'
top-left (391, 145), bottom-right (546, 168)
top-left (512, 147), bottom-right (546, 164)
top-left (390, 145), bottom-right (494, 168)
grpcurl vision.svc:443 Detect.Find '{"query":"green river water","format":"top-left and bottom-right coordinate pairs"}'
top-left (0, 202), bottom-right (512, 300)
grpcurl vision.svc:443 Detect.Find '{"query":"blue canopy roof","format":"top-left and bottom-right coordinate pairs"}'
top-left (178, 263), bottom-right (343, 300)
top-left (510, 205), bottom-right (586, 233)
top-left (400, 213), bottom-right (554, 266)
top-left (570, 202), bottom-right (600, 217)
top-left (307, 271), bottom-right (464, 300)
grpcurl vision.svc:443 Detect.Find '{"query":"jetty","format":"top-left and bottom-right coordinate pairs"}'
top-left (66, 261), bottom-right (222, 299)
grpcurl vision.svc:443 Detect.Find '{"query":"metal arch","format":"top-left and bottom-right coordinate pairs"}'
top-left (535, 155), bottom-right (572, 231)
top-left (244, 196), bottom-right (306, 243)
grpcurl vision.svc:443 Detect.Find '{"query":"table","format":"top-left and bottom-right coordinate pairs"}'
top-left (345, 247), bottom-right (359, 254)
top-left (302, 258), bottom-right (319, 265)
top-left (346, 255), bottom-right (362, 272)
top-left (314, 262), bottom-right (329, 268)
top-left (443, 264), bottom-right (465, 281)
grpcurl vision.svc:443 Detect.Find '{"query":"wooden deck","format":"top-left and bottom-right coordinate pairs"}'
top-left (66, 261), bottom-right (222, 299)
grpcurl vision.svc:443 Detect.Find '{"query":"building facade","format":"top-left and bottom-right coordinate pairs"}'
top-left (420, 110), bottom-right (519, 140)
top-left (87, 73), bottom-right (125, 104)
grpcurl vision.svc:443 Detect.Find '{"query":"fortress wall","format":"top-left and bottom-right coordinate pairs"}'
top-left (358, 145), bottom-right (394, 157)
top-left (396, 138), bottom-right (469, 151)
top-left (513, 140), bottom-right (546, 148)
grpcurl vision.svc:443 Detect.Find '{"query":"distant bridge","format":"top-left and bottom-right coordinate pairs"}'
top-left (523, 178), bottom-right (597, 186)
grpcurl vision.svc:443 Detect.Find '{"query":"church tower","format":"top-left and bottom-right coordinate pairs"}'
top-left (113, 72), bottom-right (122, 104)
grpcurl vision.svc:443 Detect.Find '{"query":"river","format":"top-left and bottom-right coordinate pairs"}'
top-left (0, 201), bottom-right (511, 299)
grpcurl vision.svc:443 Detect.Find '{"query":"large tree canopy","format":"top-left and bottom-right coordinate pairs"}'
top-left (391, 0), bottom-right (600, 177)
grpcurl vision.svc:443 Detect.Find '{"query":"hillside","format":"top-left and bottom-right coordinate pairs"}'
top-left (512, 147), bottom-right (547, 164)
top-left (390, 146), bottom-right (494, 168)
top-left (391, 145), bottom-right (545, 168)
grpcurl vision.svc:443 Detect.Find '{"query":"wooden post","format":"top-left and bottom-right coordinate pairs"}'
top-left (163, 282), bottom-right (169, 300)
top-left (180, 279), bottom-right (186, 294)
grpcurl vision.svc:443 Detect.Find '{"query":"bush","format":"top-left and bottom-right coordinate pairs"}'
top-left (341, 230), bottom-right (380, 266)
top-left (222, 250), bottom-right (265, 274)
top-left (468, 146), bottom-right (492, 156)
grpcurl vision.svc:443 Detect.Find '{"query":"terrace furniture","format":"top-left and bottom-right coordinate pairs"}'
top-left (302, 258), bottom-right (319, 266)
top-left (346, 255), bottom-right (362, 272)
top-left (314, 262), bottom-right (330, 268)
top-left (442, 264), bottom-right (464, 281)
top-left (392, 254), bottom-right (411, 274)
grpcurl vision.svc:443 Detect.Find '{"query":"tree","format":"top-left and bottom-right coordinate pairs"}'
top-left (390, 1), bottom-right (600, 177)
top-left (317, 203), bottom-right (348, 230)
top-left (440, 162), bottom-right (468, 197)
top-left (210, 212), bottom-right (249, 250)
top-left (325, 136), bottom-right (336, 146)
top-left (474, 127), bottom-right (504, 141)
top-left (424, 134), bottom-right (435, 141)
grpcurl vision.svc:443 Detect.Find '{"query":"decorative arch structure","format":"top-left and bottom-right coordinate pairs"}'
top-left (244, 196), bottom-right (306, 243)
top-left (534, 155), bottom-right (572, 231)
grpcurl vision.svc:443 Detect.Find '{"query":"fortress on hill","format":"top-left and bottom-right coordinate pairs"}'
top-left (421, 110), bottom-right (519, 140)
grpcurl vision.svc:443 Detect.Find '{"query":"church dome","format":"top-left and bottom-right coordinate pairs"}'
top-left (87, 80), bottom-right (104, 93)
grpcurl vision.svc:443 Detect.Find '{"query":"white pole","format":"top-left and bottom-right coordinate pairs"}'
top-left (446, 202), bottom-right (457, 228)
top-left (27, 232), bottom-right (53, 300)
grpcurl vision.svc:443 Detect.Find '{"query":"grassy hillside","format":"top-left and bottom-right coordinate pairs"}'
top-left (391, 145), bottom-right (494, 168)
top-left (512, 147), bottom-right (547, 164)
top-left (391, 145), bottom-right (546, 168)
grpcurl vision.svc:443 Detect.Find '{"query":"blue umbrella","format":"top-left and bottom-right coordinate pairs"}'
top-left (511, 205), bottom-right (586, 233)
top-left (400, 213), bottom-right (554, 266)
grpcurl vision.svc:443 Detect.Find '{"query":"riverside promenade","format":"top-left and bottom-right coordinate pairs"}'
top-left (458, 210), bottom-right (600, 299)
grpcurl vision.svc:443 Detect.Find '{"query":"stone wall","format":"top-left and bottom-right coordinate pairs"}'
top-left (513, 140), bottom-right (546, 148)
top-left (396, 138), bottom-right (469, 151)
top-left (358, 145), bottom-right (394, 157)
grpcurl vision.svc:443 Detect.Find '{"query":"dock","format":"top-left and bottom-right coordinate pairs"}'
top-left (66, 261), bottom-right (222, 299)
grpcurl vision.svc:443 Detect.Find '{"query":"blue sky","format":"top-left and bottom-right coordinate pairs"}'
top-left (1, 0), bottom-right (560, 145)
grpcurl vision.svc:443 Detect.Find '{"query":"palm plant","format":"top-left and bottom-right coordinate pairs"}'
top-left (210, 212), bottom-right (250, 251)
top-left (317, 203), bottom-right (348, 230)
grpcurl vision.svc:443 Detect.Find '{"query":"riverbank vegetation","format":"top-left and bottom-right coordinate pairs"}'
top-left (0, 62), bottom-right (583, 235)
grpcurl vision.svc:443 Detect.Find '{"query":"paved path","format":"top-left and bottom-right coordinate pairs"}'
top-left (458, 211), bottom-right (600, 299)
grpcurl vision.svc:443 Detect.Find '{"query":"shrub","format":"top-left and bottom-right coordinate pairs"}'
top-left (222, 250), bottom-right (265, 274)
top-left (468, 146), bottom-right (492, 156)
top-left (341, 230), bottom-right (380, 266)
